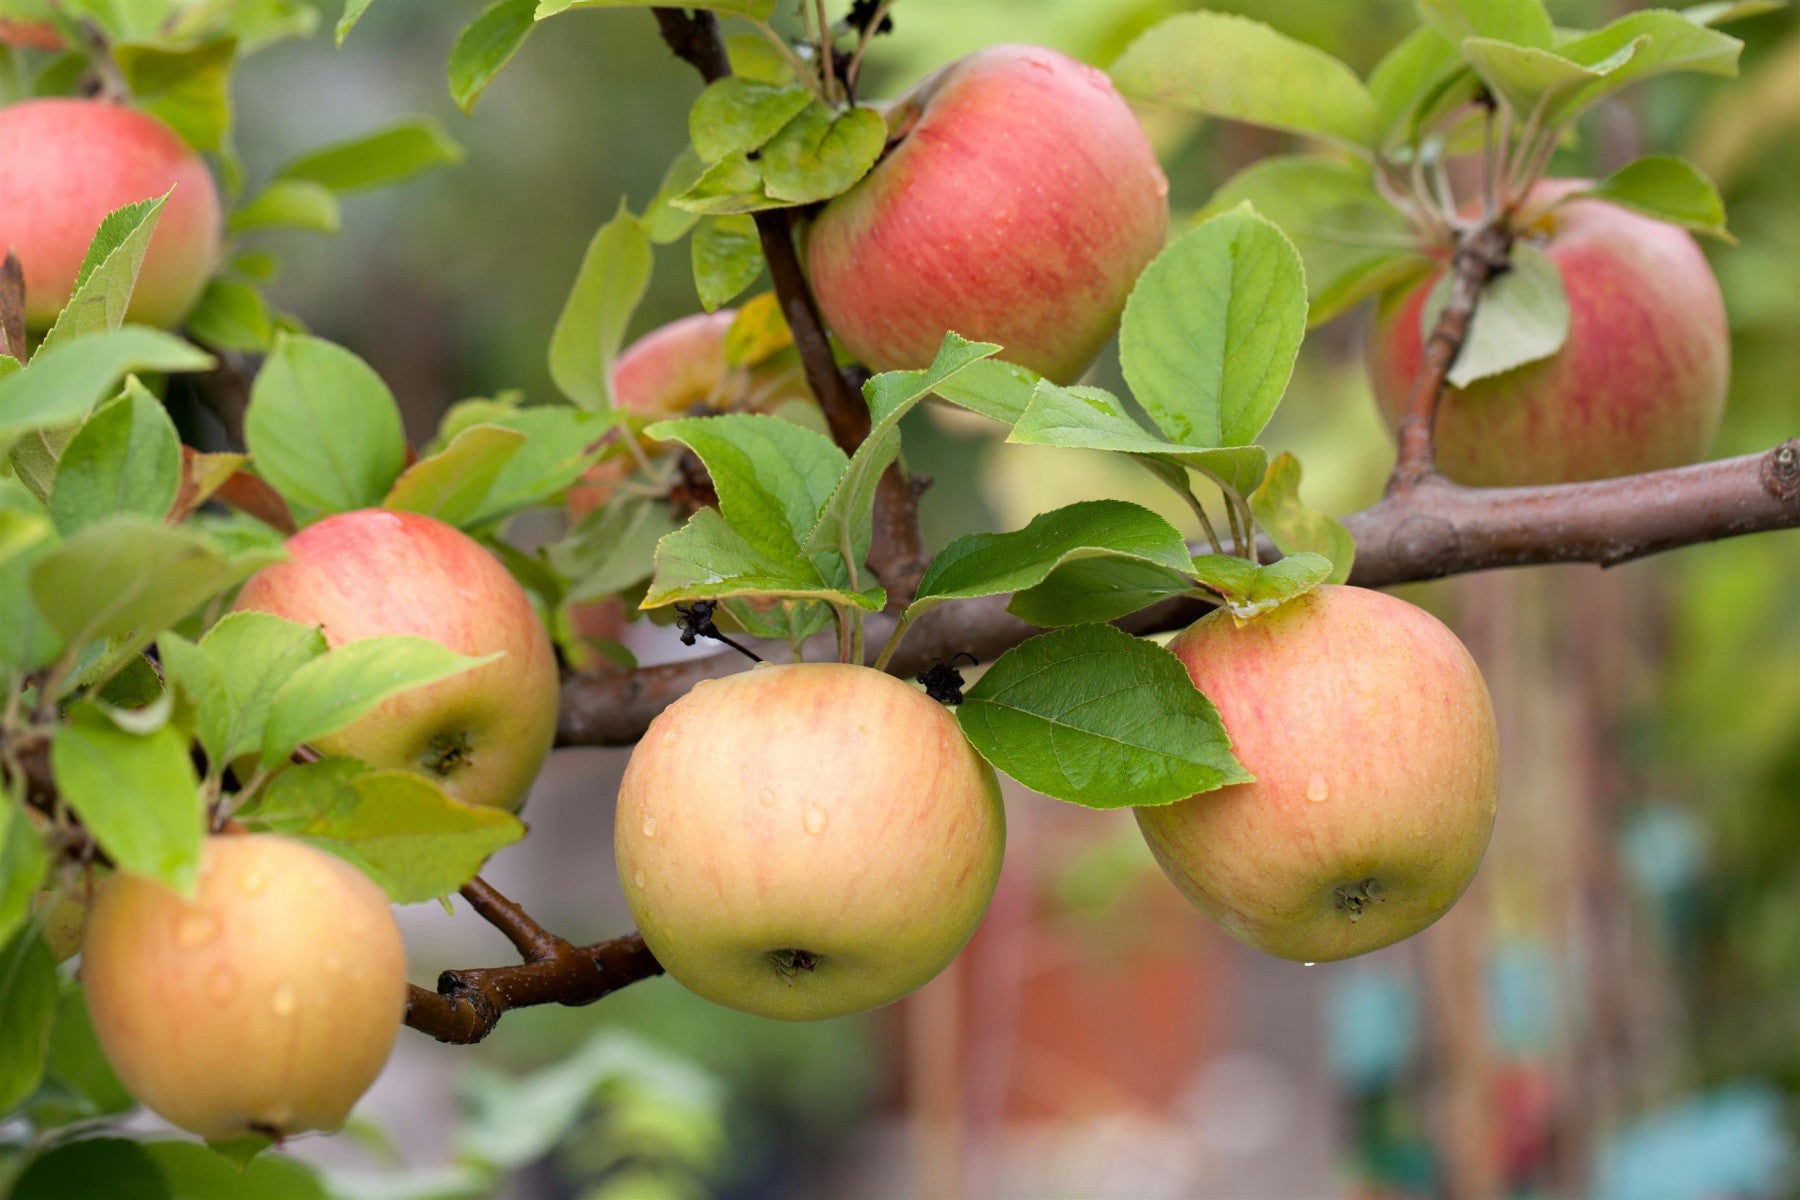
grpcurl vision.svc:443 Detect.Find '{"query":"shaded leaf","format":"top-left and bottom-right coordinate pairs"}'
top-left (1249, 452), bottom-right (1354, 584)
top-left (549, 204), bottom-right (652, 411)
top-left (244, 334), bottom-right (407, 515)
top-left (51, 706), bottom-right (204, 892)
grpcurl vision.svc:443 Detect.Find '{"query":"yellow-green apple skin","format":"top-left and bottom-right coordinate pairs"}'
top-left (616, 663), bottom-right (1005, 1020)
top-left (803, 43), bottom-right (1169, 384)
top-left (1367, 186), bottom-right (1729, 486)
top-left (81, 835), bottom-right (407, 1140)
top-left (0, 98), bottom-right (221, 330)
top-left (1136, 586), bottom-right (1500, 963)
top-left (233, 509), bottom-right (560, 811)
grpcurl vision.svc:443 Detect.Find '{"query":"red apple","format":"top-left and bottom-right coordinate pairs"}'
top-left (1136, 585), bottom-right (1499, 963)
top-left (0, 18), bottom-right (63, 50)
top-left (1367, 187), bottom-right (1729, 486)
top-left (234, 509), bottom-right (560, 812)
top-left (82, 834), bottom-right (407, 1140)
top-left (0, 98), bottom-right (221, 331)
top-left (802, 43), bottom-right (1169, 384)
top-left (615, 663), bottom-right (1005, 1020)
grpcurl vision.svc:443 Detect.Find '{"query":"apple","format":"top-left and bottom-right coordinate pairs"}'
top-left (1366, 186), bottom-right (1729, 486)
top-left (615, 662), bottom-right (1005, 1020)
top-left (1136, 585), bottom-right (1499, 963)
top-left (234, 509), bottom-right (560, 812)
top-left (802, 43), bottom-right (1169, 384)
top-left (0, 98), bottom-right (221, 331)
top-left (0, 18), bottom-right (62, 50)
top-left (82, 834), bottom-right (407, 1141)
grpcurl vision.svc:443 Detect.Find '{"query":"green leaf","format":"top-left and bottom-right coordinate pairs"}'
top-left (46, 986), bottom-right (134, 1116)
top-left (449, 0), bottom-right (536, 114)
top-left (277, 119), bottom-right (464, 193)
top-left (1680, 0), bottom-right (1783, 26)
top-left (9, 1140), bottom-right (170, 1200)
top-left (1416, 0), bottom-right (1553, 51)
top-left (0, 328), bottom-right (212, 461)
top-left (38, 195), bottom-right (168, 352)
top-left (162, 611), bottom-right (329, 767)
top-left (1009, 381), bottom-right (1268, 496)
top-left (803, 333), bottom-right (1000, 579)
top-left (1459, 36), bottom-right (1635, 121)
top-left (31, 517), bottom-right (278, 668)
top-left (688, 77), bottom-right (812, 163)
top-left (244, 333), bottom-right (407, 515)
top-left (641, 148), bottom-right (706, 245)
top-left (758, 103), bottom-right (886, 205)
top-left (48, 380), bottom-right (182, 535)
top-left (690, 214), bottom-right (763, 312)
top-left (145, 1140), bottom-right (326, 1199)
top-left (670, 151), bottom-right (785, 216)
top-left (229, 179), bottom-right (341, 235)
top-left (0, 800), bottom-right (48, 949)
top-left (383, 423), bottom-right (528, 527)
top-left (1190, 551), bottom-right (1332, 619)
top-left (249, 759), bottom-right (523, 903)
top-left (260, 636), bottom-right (497, 767)
top-left (645, 413), bottom-right (847, 561)
top-left (1119, 205), bottom-right (1306, 448)
top-left (52, 706), bottom-right (204, 891)
top-left (553, 490), bottom-right (679, 603)
top-left (337, 0), bottom-right (377, 43)
top-left (1422, 241), bottom-right (1568, 387)
top-left (114, 35), bottom-right (236, 151)
top-left (1556, 10), bottom-right (1741, 109)
top-left (909, 500), bottom-right (1193, 623)
top-left (184, 278), bottom-right (275, 352)
top-left (643, 507), bottom-right (881, 612)
top-left (0, 492), bottom-right (61, 681)
top-left (1008, 557), bottom-right (1202, 628)
top-left (1574, 154), bottom-right (1730, 238)
top-left (929, 356), bottom-right (1041, 426)
top-left (1201, 157), bottom-right (1427, 327)
top-left (534, 0), bottom-right (778, 19)
top-left (1111, 11), bottom-right (1377, 150)
top-left (1249, 452), bottom-right (1353, 584)
top-left (957, 623), bottom-right (1251, 809)
top-left (463, 405), bottom-right (614, 524)
top-left (1367, 27), bottom-right (1464, 144)
top-left (0, 931), bottom-right (57, 1112)
top-left (549, 203), bottom-right (652, 411)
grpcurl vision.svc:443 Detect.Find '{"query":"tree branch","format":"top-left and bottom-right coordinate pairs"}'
top-left (651, 6), bottom-right (931, 600)
top-left (1, 251), bottom-right (24, 361)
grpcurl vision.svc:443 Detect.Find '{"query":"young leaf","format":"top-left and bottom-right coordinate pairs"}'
top-left (758, 103), bottom-right (886, 205)
top-left (552, 490), bottom-right (681, 603)
top-left (244, 333), bottom-right (408, 515)
top-left (0, 495), bottom-right (61, 681)
top-left (957, 623), bottom-right (1251, 810)
top-left (688, 77), bottom-right (813, 162)
top-left (1190, 550), bottom-right (1333, 620)
top-left (38, 194), bottom-right (168, 351)
top-left (51, 707), bottom-right (204, 892)
top-left (1249, 453), bottom-right (1354, 584)
top-left (1574, 154), bottom-right (1730, 238)
top-left (184, 278), bottom-right (275, 352)
top-left (1416, 0), bottom-right (1554, 51)
top-left (549, 203), bottom-right (652, 411)
top-left (1111, 11), bottom-right (1377, 151)
top-left (1459, 36), bottom-right (1636, 122)
top-left (643, 507), bottom-right (883, 612)
top-left (1201, 157), bottom-right (1428, 327)
top-left (0, 931), bottom-right (57, 1113)
top-left (0, 800), bottom-right (48, 948)
top-left (48, 381), bottom-right (182, 536)
top-left (1422, 241), bottom-right (1568, 387)
top-left (670, 152), bottom-right (785, 215)
top-left (383, 423), bottom-right (528, 528)
top-left (162, 611), bottom-right (329, 767)
top-left (338, 0), bottom-right (377, 42)
top-left (113, 35), bottom-right (237, 151)
top-left (1119, 205), bottom-right (1306, 449)
top-left (463, 406), bottom-right (614, 525)
top-left (170, 447), bottom-right (249, 523)
top-left (260, 636), bottom-right (498, 767)
top-left (249, 759), bottom-right (524, 903)
top-left (0, 328), bottom-right (212, 461)
top-left (1680, 0), bottom-right (1783, 25)
top-left (277, 119), bottom-right (465, 193)
top-left (1007, 557), bottom-right (1200, 628)
top-left (641, 148), bottom-right (707, 245)
top-left (449, 0), bottom-right (537, 114)
top-left (1556, 10), bottom-right (1741, 114)
top-left (723, 292), bottom-right (792, 366)
top-left (1367, 26), bottom-right (1463, 143)
top-left (229, 180), bottom-right (342, 235)
top-left (929, 356), bottom-right (1041, 426)
top-left (908, 500), bottom-right (1193, 622)
top-left (691, 214), bottom-right (764, 312)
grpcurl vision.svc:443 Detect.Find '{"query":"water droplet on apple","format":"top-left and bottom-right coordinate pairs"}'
top-left (208, 967), bottom-right (237, 1003)
top-left (640, 811), bottom-right (658, 838)
top-left (176, 912), bottom-right (219, 947)
top-left (1303, 962), bottom-right (1316, 968)
top-left (239, 868), bottom-right (269, 895)
top-left (270, 982), bottom-right (298, 1017)
top-left (802, 802), bottom-right (829, 835)
top-left (1305, 772), bottom-right (1330, 803)
top-left (758, 787), bottom-right (776, 807)
top-left (632, 869), bottom-right (646, 889)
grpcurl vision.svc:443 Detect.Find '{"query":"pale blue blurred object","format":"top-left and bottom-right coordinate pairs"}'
top-left (1490, 939), bottom-right (1558, 1058)
top-left (1325, 966), bottom-right (1416, 1090)
top-left (1591, 1084), bottom-right (1794, 1199)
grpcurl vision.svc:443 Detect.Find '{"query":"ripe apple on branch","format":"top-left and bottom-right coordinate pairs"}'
top-left (0, 0), bottom-right (1795, 1194)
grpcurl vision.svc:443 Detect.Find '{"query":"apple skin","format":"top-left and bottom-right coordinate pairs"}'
top-left (81, 834), bottom-right (407, 1141)
top-left (1366, 188), bottom-right (1729, 486)
top-left (802, 43), bottom-right (1169, 384)
top-left (615, 663), bottom-right (1005, 1021)
top-left (234, 509), bottom-right (560, 812)
top-left (0, 98), bottom-right (221, 331)
top-left (1136, 585), bottom-right (1499, 963)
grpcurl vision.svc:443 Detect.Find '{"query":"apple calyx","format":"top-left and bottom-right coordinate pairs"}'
top-left (769, 948), bottom-right (823, 979)
top-left (422, 729), bottom-right (475, 777)
top-left (1332, 878), bottom-right (1386, 922)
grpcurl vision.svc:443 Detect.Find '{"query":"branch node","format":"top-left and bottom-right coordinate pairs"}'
top-left (1764, 440), bottom-right (1800, 502)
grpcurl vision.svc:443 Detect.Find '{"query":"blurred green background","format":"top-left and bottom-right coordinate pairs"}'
top-left (99, 0), bottom-right (1800, 1196)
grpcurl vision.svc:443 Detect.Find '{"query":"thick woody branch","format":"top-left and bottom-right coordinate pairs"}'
top-left (403, 876), bottom-right (662, 1044)
top-left (652, 7), bottom-right (930, 599)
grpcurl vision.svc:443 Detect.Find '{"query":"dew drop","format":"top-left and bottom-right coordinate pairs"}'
top-left (270, 983), bottom-right (298, 1017)
top-left (208, 967), bottom-right (237, 1003)
top-left (1305, 771), bottom-right (1331, 803)
top-left (239, 868), bottom-right (269, 895)
top-left (1303, 962), bottom-right (1316, 968)
top-left (640, 811), bottom-right (658, 838)
top-left (758, 787), bottom-right (776, 807)
top-left (802, 802), bottom-right (829, 835)
top-left (632, 869), bottom-right (646, 889)
top-left (176, 913), bottom-right (219, 947)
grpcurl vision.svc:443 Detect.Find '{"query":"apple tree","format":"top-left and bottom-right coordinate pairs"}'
top-left (0, 0), bottom-right (1795, 1194)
